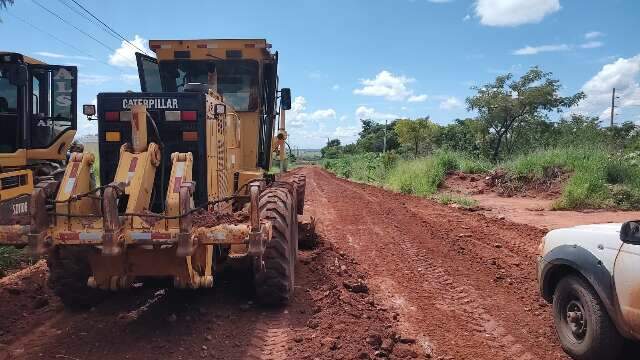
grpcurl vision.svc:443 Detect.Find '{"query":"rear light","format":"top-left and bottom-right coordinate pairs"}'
top-left (181, 111), bottom-right (197, 121)
top-left (197, 44), bottom-right (207, 49)
top-left (105, 132), bottom-right (121, 142)
top-left (120, 111), bottom-right (132, 122)
top-left (150, 44), bottom-right (161, 50)
top-left (183, 132), bottom-right (198, 141)
top-left (105, 111), bottom-right (120, 122)
top-left (165, 111), bottom-right (181, 122)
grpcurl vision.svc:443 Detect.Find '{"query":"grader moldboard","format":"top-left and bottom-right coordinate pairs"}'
top-left (15, 39), bottom-right (306, 307)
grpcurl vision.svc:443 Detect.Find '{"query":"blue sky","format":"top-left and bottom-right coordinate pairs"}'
top-left (1, 0), bottom-right (639, 148)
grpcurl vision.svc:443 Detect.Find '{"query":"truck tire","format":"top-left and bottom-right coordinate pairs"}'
top-left (552, 275), bottom-right (622, 360)
top-left (254, 186), bottom-right (295, 306)
top-left (47, 247), bottom-right (104, 309)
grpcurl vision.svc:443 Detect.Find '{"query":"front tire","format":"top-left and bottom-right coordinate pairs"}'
top-left (47, 247), bottom-right (105, 309)
top-left (552, 275), bottom-right (622, 360)
top-left (254, 185), bottom-right (295, 306)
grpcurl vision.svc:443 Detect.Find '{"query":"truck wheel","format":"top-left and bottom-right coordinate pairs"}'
top-left (47, 247), bottom-right (104, 309)
top-left (254, 186), bottom-right (295, 306)
top-left (553, 275), bottom-right (622, 360)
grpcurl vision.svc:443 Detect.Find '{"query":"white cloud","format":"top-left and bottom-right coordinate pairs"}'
top-left (513, 44), bottom-right (570, 55)
top-left (439, 97), bottom-right (464, 110)
top-left (577, 54), bottom-right (640, 120)
top-left (34, 52), bottom-right (94, 61)
top-left (332, 84), bottom-right (341, 91)
top-left (288, 96), bottom-right (336, 127)
top-left (408, 94), bottom-right (428, 102)
top-left (108, 35), bottom-right (152, 68)
top-left (463, 14), bottom-right (471, 21)
top-left (475, 0), bottom-right (561, 27)
top-left (580, 41), bottom-right (603, 49)
top-left (354, 70), bottom-right (427, 102)
top-left (585, 31), bottom-right (604, 39)
top-left (355, 106), bottom-right (398, 121)
top-left (308, 71), bottom-right (325, 80)
top-left (79, 74), bottom-right (112, 85)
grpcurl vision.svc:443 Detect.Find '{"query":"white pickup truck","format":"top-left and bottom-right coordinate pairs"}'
top-left (538, 221), bottom-right (640, 360)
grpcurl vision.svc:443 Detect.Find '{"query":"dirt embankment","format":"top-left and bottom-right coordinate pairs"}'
top-left (442, 171), bottom-right (640, 230)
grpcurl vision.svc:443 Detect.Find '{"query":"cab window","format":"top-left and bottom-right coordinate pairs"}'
top-left (0, 67), bottom-right (19, 153)
top-left (30, 66), bottom-right (75, 149)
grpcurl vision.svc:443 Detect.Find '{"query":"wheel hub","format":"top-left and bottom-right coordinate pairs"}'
top-left (565, 300), bottom-right (587, 341)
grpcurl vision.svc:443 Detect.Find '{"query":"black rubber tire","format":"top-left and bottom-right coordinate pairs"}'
top-left (292, 175), bottom-right (306, 215)
top-left (254, 186), bottom-right (295, 306)
top-left (47, 247), bottom-right (105, 309)
top-left (552, 275), bottom-right (623, 360)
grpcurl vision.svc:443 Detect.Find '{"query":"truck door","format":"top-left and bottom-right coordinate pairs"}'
top-left (28, 65), bottom-right (77, 149)
top-left (613, 242), bottom-right (640, 336)
top-left (136, 52), bottom-right (162, 92)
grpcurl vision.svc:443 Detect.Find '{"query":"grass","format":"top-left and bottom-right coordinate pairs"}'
top-left (432, 193), bottom-right (478, 209)
top-left (0, 246), bottom-right (27, 277)
top-left (323, 147), bottom-right (640, 210)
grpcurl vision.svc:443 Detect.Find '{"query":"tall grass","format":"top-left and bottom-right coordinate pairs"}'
top-left (323, 147), bottom-right (640, 210)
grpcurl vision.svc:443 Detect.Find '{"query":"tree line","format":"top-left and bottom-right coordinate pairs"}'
top-left (322, 67), bottom-right (639, 162)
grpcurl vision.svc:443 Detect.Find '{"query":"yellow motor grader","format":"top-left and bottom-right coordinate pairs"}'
top-left (0, 52), bottom-right (78, 244)
top-left (3, 39), bottom-right (305, 307)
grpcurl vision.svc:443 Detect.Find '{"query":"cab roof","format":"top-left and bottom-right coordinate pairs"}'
top-left (0, 52), bottom-right (47, 65)
top-left (148, 39), bottom-right (275, 62)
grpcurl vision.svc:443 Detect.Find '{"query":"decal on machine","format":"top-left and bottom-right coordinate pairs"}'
top-left (122, 98), bottom-right (178, 110)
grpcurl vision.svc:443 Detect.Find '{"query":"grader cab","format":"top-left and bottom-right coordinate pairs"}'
top-left (10, 39), bottom-right (305, 307)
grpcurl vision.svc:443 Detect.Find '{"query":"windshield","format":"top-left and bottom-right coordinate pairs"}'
top-left (159, 60), bottom-right (259, 111)
top-left (0, 67), bottom-right (18, 114)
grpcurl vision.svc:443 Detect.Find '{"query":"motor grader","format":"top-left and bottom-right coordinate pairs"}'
top-left (0, 52), bottom-right (78, 244)
top-left (3, 39), bottom-right (305, 307)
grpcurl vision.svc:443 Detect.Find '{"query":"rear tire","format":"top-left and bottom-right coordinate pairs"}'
top-left (291, 175), bottom-right (306, 215)
top-left (254, 186), bottom-right (295, 306)
top-left (47, 247), bottom-right (105, 309)
top-left (552, 275), bottom-right (622, 360)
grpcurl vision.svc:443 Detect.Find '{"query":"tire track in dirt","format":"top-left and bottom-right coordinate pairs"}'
top-left (246, 311), bottom-right (291, 360)
top-left (302, 166), bottom-right (568, 359)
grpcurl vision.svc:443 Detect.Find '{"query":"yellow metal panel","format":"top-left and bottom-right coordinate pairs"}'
top-left (0, 149), bottom-right (28, 168)
top-left (26, 131), bottom-right (75, 161)
top-left (0, 170), bottom-right (33, 201)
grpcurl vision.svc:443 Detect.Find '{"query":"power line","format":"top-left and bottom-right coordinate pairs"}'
top-left (6, 10), bottom-right (123, 72)
top-left (55, 0), bottom-right (122, 43)
top-left (30, 0), bottom-right (117, 53)
top-left (67, 0), bottom-right (150, 56)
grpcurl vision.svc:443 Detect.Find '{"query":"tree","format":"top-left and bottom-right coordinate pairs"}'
top-left (395, 117), bottom-right (439, 157)
top-left (356, 119), bottom-right (400, 153)
top-left (0, 0), bottom-right (14, 21)
top-left (437, 118), bottom-right (490, 157)
top-left (466, 67), bottom-right (585, 161)
top-left (321, 138), bottom-right (342, 159)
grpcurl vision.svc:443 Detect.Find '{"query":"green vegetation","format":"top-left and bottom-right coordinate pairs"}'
top-left (433, 193), bottom-right (479, 209)
top-left (0, 246), bottom-right (26, 277)
top-left (321, 66), bottom-right (640, 210)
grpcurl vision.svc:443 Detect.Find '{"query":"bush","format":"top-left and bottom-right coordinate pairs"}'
top-left (433, 193), bottom-right (478, 208)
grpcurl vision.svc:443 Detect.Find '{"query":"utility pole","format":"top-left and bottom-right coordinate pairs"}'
top-left (383, 119), bottom-right (387, 153)
top-left (611, 87), bottom-right (616, 127)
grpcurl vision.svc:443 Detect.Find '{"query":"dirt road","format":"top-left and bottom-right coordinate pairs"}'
top-left (0, 166), bottom-right (637, 359)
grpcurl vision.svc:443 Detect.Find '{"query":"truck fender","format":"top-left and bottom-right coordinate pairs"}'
top-left (540, 245), bottom-right (633, 339)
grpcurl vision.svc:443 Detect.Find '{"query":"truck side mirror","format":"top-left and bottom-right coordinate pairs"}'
top-left (620, 221), bottom-right (640, 244)
top-left (83, 104), bottom-right (96, 120)
top-left (8, 65), bottom-right (28, 86)
top-left (281, 88), bottom-right (291, 111)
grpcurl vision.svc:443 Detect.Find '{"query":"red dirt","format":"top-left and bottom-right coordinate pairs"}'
top-left (0, 166), bottom-right (638, 359)
top-left (442, 171), bottom-right (640, 230)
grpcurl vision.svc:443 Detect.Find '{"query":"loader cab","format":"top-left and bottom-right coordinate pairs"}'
top-left (135, 39), bottom-right (281, 171)
top-left (0, 53), bottom-right (77, 167)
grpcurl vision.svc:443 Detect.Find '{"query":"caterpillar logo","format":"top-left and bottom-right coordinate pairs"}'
top-left (122, 98), bottom-right (178, 110)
